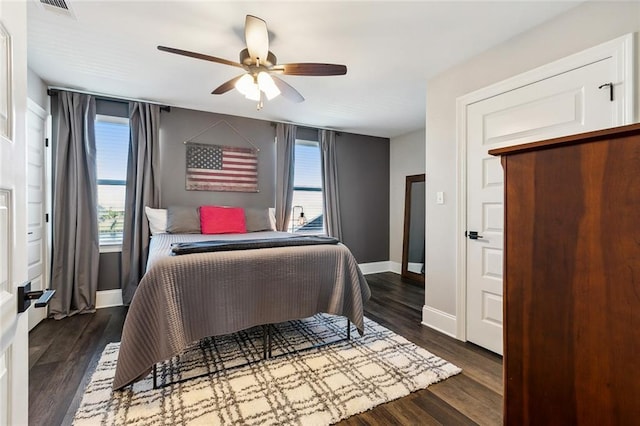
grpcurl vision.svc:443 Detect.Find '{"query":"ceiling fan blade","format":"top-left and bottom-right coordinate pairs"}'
top-left (245, 15), bottom-right (269, 63)
top-left (271, 63), bottom-right (347, 76)
top-left (157, 45), bottom-right (244, 69)
top-left (271, 75), bottom-right (304, 103)
top-left (212, 74), bottom-right (245, 95)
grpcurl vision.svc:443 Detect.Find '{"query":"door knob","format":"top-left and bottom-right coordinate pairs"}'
top-left (17, 281), bottom-right (56, 313)
top-left (465, 231), bottom-right (484, 240)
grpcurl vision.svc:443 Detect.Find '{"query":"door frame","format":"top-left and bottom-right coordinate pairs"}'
top-left (454, 33), bottom-right (635, 341)
top-left (26, 98), bottom-right (50, 331)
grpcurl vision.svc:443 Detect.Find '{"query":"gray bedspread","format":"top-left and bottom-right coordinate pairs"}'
top-left (113, 232), bottom-right (371, 390)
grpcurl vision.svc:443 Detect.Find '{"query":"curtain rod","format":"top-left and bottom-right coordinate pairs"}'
top-left (47, 87), bottom-right (171, 112)
top-left (269, 120), bottom-right (342, 136)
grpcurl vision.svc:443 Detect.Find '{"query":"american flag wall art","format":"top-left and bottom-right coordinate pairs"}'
top-left (185, 143), bottom-right (258, 192)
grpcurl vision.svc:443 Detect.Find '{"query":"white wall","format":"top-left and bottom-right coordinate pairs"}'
top-left (389, 128), bottom-right (425, 267)
top-left (27, 68), bottom-right (48, 111)
top-left (424, 1), bottom-right (640, 334)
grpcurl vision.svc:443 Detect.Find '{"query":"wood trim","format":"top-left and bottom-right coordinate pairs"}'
top-left (401, 173), bottom-right (425, 284)
top-left (489, 122), bottom-right (640, 156)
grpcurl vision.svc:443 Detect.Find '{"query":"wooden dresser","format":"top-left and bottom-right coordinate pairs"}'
top-left (489, 123), bottom-right (640, 425)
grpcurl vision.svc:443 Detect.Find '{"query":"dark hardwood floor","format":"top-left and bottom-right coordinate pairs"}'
top-left (29, 272), bottom-right (502, 425)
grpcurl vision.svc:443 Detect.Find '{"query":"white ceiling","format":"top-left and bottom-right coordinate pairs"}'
top-left (27, 1), bottom-right (581, 138)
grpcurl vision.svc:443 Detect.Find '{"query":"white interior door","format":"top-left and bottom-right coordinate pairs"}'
top-left (0, 183), bottom-right (28, 426)
top-left (466, 55), bottom-right (630, 355)
top-left (26, 99), bottom-right (49, 331)
top-left (0, 189), bottom-right (15, 424)
top-left (0, 2), bottom-right (30, 423)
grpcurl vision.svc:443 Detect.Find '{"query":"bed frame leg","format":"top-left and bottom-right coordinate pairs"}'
top-left (262, 325), bottom-right (268, 359)
top-left (153, 316), bottom-right (355, 388)
top-left (153, 364), bottom-right (158, 389)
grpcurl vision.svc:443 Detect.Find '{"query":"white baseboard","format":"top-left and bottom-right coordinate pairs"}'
top-left (422, 305), bottom-right (458, 338)
top-left (389, 261), bottom-right (402, 274)
top-left (358, 261), bottom-right (393, 275)
top-left (96, 289), bottom-right (123, 309)
top-left (408, 262), bottom-right (424, 274)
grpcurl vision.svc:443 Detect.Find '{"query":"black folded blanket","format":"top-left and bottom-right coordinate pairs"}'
top-left (171, 235), bottom-right (340, 255)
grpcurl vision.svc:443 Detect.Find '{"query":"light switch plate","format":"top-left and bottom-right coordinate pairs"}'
top-left (436, 191), bottom-right (444, 204)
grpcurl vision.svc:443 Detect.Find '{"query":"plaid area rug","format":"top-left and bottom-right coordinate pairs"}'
top-left (73, 315), bottom-right (461, 425)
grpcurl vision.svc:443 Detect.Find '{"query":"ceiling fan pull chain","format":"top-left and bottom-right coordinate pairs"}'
top-left (257, 92), bottom-right (264, 111)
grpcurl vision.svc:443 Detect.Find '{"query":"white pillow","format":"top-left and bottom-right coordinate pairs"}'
top-left (268, 207), bottom-right (276, 231)
top-left (145, 206), bottom-right (168, 235)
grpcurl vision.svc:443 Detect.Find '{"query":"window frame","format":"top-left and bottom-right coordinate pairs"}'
top-left (291, 138), bottom-right (325, 235)
top-left (95, 114), bottom-right (129, 251)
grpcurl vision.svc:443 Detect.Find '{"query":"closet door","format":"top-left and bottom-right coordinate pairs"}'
top-left (463, 36), bottom-right (633, 354)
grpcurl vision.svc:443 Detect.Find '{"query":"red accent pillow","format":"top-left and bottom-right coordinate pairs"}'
top-left (199, 206), bottom-right (247, 234)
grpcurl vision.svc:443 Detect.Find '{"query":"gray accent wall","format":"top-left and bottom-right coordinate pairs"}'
top-left (335, 132), bottom-right (389, 263)
top-left (159, 107), bottom-right (390, 264)
top-left (98, 252), bottom-right (121, 290)
top-left (159, 108), bottom-right (276, 208)
top-left (96, 99), bottom-right (128, 117)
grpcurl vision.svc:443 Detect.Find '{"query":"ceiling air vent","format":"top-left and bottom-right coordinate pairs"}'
top-left (37, 0), bottom-right (76, 19)
top-left (40, 0), bottom-right (69, 10)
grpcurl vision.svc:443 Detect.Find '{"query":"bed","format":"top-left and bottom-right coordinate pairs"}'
top-left (112, 231), bottom-right (371, 390)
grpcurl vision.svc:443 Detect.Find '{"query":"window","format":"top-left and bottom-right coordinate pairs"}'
top-left (290, 139), bottom-right (324, 234)
top-left (95, 114), bottom-right (129, 247)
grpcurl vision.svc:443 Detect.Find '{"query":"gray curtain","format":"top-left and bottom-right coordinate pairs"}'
top-left (319, 129), bottom-right (343, 240)
top-left (275, 123), bottom-right (297, 231)
top-left (50, 92), bottom-right (99, 319)
top-left (121, 102), bottom-right (160, 304)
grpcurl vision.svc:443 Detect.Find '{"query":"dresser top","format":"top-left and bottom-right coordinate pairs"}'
top-left (488, 122), bottom-right (640, 157)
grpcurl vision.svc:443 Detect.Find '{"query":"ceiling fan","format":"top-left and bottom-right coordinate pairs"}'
top-left (157, 15), bottom-right (347, 109)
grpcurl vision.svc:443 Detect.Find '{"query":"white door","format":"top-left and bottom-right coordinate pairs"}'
top-left (0, 2), bottom-right (30, 423)
top-left (26, 99), bottom-right (49, 331)
top-left (465, 53), bottom-right (632, 354)
top-left (0, 189), bottom-right (15, 424)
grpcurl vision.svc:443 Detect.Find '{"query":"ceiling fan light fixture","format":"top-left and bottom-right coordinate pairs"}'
top-left (245, 88), bottom-right (261, 102)
top-left (257, 72), bottom-right (281, 100)
top-left (159, 16), bottom-right (345, 107)
top-left (235, 74), bottom-right (260, 100)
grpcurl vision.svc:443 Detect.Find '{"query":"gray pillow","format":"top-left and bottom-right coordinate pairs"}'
top-left (166, 206), bottom-right (201, 233)
top-left (244, 208), bottom-right (273, 232)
